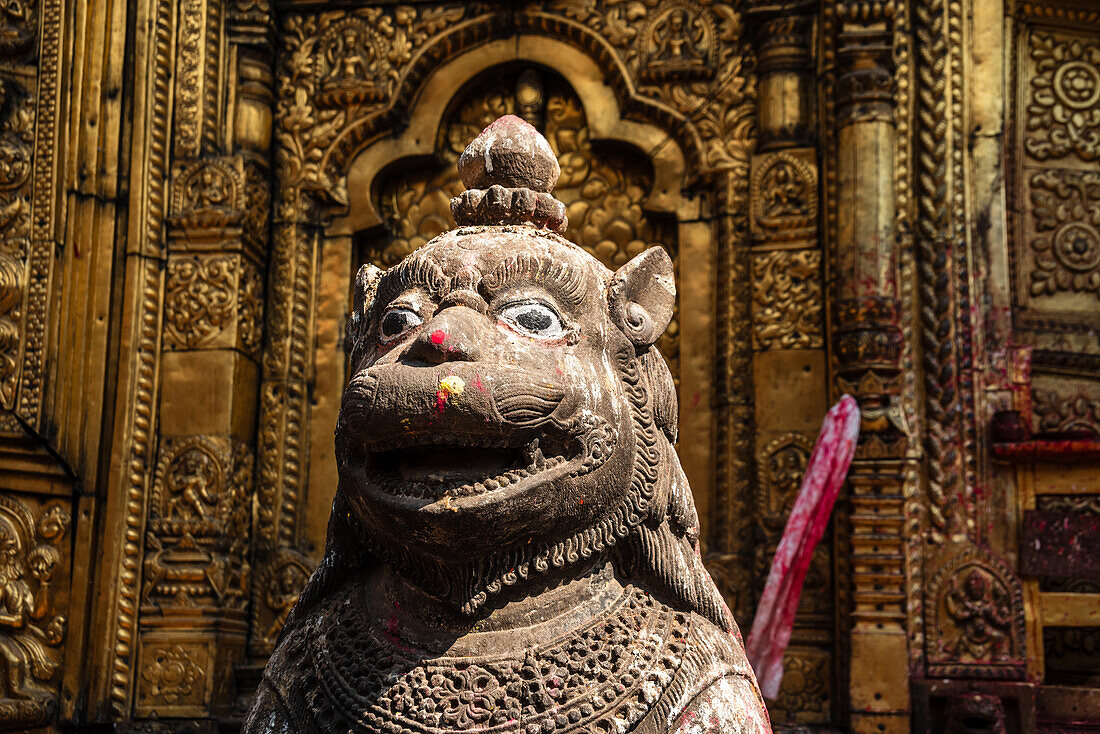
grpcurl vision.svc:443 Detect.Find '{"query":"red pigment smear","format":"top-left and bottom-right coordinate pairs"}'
top-left (473, 375), bottom-right (486, 392)
top-left (436, 390), bottom-right (447, 414)
top-left (746, 395), bottom-right (860, 700)
top-left (430, 329), bottom-right (446, 345)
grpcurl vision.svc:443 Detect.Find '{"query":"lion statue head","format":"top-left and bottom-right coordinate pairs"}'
top-left (279, 116), bottom-right (732, 639)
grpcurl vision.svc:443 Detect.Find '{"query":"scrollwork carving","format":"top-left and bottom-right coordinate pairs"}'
top-left (164, 255), bottom-right (238, 349)
top-left (752, 249), bottom-right (823, 350)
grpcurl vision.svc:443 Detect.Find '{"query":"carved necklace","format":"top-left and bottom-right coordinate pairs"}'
top-left (287, 583), bottom-right (693, 733)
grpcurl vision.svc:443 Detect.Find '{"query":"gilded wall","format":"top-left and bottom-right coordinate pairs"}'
top-left (0, 0), bottom-right (1095, 731)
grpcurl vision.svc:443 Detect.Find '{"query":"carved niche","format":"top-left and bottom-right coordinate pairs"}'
top-left (143, 435), bottom-right (252, 611)
top-left (0, 495), bottom-right (70, 731)
top-left (364, 66), bottom-right (681, 375)
top-left (927, 549), bottom-right (1027, 680)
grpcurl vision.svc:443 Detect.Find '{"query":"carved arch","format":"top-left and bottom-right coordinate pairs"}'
top-left (330, 35), bottom-right (697, 236)
top-left (313, 14), bottom-right (719, 216)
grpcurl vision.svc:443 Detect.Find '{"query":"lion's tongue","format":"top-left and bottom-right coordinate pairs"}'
top-left (398, 446), bottom-right (516, 486)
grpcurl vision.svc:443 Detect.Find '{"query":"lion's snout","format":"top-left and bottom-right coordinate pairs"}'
top-left (338, 364), bottom-right (575, 448)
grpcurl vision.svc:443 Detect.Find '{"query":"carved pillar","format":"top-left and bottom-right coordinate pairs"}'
top-left (134, 156), bottom-right (258, 718)
top-left (746, 11), bottom-right (837, 725)
top-left (131, 0), bottom-right (270, 718)
top-left (831, 20), bottom-right (912, 734)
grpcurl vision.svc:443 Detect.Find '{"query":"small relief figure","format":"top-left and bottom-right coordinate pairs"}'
top-left (0, 0), bottom-right (34, 57)
top-left (324, 26), bottom-right (371, 84)
top-left (317, 22), bottom-right (385, 107)
top-left (263, 563), bottom-right (307, 645)
top-left (184, 166), bottom-right (232, 211)
top-left (166, 449), bottom-right (219, 522)
top-left (761, 161), bottom-right (808, 219)
top-left (0, 527), bottom-right (60, 702)
top-left (944, 569), bottom-right (1010, 661)
top-left (652, 8), bottom-right (703, 63)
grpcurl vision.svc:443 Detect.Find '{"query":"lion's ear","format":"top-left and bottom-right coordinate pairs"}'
top-left (346, 263), bottom-right (383, 359)
top-left (608, 247), bottom-right (676, 347)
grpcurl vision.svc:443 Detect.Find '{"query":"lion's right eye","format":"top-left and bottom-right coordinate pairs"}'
top-left (379, 307), bottom-right (423, 344)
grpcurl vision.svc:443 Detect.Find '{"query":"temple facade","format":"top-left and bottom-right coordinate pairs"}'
top-left (0, 0), bottom-right (1095, 731)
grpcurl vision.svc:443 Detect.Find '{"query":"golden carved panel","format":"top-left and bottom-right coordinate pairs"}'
top-left (1013, 25), bottom-right (1100, 350)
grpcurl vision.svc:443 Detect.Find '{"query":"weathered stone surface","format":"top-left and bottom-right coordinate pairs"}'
top-left (244, 118), bottom-right (770, 733)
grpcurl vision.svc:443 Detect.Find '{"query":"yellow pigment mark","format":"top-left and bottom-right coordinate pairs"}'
top-left (439, 375), bottom-right (465, 400)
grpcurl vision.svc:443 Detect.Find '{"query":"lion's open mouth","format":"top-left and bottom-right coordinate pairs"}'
top-left (361, 434), bottom-right (578, 500)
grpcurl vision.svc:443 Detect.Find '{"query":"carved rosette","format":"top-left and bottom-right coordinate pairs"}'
top-left (1025, 32), bottom-right (1100, 163)
top-left (926, 549), bottom-right (1027, 680)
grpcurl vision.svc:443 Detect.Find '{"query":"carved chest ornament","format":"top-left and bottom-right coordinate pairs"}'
top-left (244, 116), bottom-right (771, 733)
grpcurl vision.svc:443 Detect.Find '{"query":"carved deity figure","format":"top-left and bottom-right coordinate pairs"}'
top-left (944, 569), bottom-right (1010, 661)
top-left (165, 448), bottom-right (218, 521)
top-left (651, 8), bottom-right (704, 63)
top-left (0, 528), bottom-right (54, 700)
top-left (244, 116), bottom-right (770, 733)
top-left (324, 26), bottom-right (372, 84)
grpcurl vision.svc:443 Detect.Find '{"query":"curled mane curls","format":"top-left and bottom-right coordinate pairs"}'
top-left (616, 346), bottom-right (736, 634)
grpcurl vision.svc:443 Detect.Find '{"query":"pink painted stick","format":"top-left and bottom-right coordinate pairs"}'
top-left (745, 395), bottom-right (861, 700)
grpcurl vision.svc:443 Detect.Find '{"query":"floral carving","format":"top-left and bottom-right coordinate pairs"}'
top-left (752, 249), bottom-right (823, 350)
top-left (164, 255), bottom-right (237, 349)
top-left (1032, 386), bottom-right (1100, 436)
top-left (1025, 32), bottom-right (1100, 163)
top-left (546, 0), bottom-right (754, 174)
top-left (140, 645), bottom-right (203, 704)
top-left (1028, 169), bottom-right (1100, 297)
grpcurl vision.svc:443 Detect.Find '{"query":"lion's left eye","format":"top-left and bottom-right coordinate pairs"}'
top-left (499, 302), bottom-right (565, 338)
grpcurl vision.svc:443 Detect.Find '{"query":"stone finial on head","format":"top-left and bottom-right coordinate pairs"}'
top-left (451, 115), bottom-right (569, 233)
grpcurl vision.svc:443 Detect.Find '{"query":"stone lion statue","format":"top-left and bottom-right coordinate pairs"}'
top-left (244, 116), bottom-right (770, 734)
